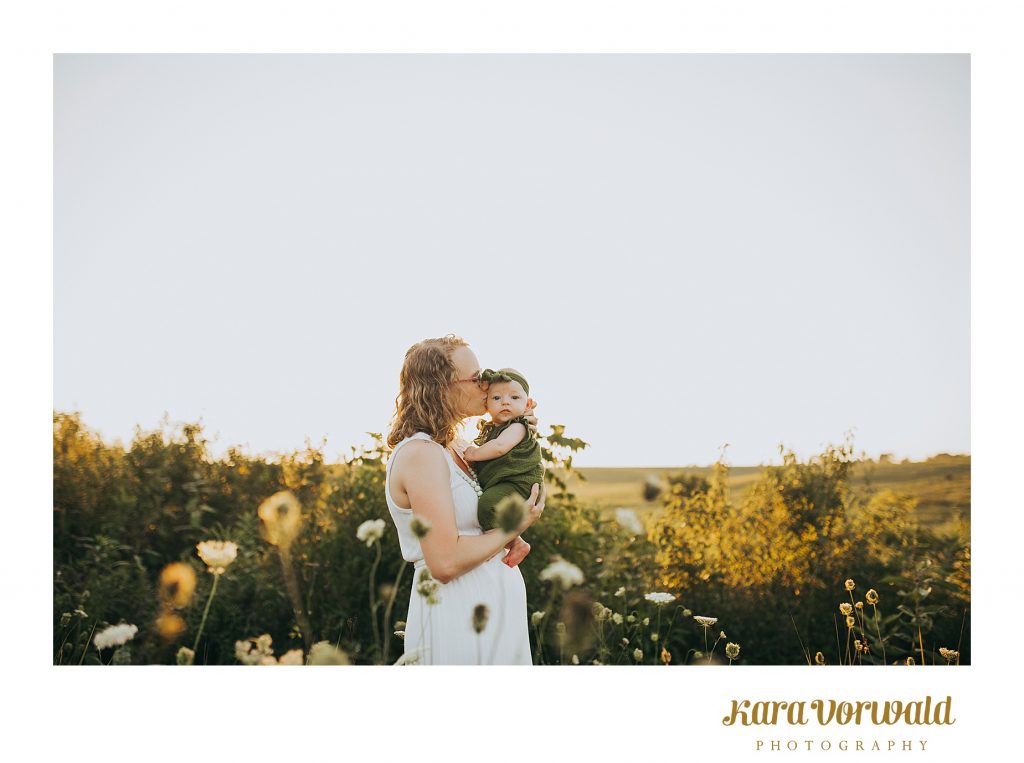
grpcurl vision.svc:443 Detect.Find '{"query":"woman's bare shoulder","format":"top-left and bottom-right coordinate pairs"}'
top-left (391, 438), bottom-right (446, 475)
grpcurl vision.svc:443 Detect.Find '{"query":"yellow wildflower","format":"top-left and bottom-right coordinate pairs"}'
top-left (257, 491), bottom-right (303, 549)
top-left (155, 612), bottom-right (186, 640)
top-left (158, 562), bottom-right (197, 608)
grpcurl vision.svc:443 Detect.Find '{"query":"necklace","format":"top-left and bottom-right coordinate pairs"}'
top-left (448, 446), bottom-right (483, 497)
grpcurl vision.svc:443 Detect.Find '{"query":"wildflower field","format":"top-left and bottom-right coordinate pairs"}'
top-left (53, 411), bottom-right (970, 666)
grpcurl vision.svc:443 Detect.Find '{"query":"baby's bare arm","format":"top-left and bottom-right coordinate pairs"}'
top-left (464, 422), bottom-right (528, 461)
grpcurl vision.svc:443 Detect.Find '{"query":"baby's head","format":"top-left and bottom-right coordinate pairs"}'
top-left (482, 368), bottom-right (535, 425)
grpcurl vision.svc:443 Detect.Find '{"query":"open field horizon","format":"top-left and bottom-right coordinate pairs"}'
top-left (562, 453), bottom-right (970, 529)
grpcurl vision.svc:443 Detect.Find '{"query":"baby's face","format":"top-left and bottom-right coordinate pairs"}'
top-left (485, 381), bottom-right (530, 424)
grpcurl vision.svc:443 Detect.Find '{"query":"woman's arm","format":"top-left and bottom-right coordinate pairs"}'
top-left (464, 422), bottom-right (527, 462)
top-left (397, 441), bottom-right (543, 583)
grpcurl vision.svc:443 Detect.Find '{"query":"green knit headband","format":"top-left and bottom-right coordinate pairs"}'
top-left (480, 368), bottom-right (530, 395)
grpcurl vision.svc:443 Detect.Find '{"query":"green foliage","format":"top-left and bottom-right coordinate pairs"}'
top-left (53, 411), bottom-right (970, 665)
top-left (648, 434), bottom-right (970, 664)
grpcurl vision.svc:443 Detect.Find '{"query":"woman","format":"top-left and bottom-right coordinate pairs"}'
top-left (385, 334), bottom-right (545, 664)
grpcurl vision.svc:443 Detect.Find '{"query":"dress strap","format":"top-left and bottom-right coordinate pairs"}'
top-left (388, 432), bottom-right (441, 465)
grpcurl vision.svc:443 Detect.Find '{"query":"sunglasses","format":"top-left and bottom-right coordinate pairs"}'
top-left (452, 371), bottom-right (487, 387)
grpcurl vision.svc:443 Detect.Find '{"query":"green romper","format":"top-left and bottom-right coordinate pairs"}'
top-left (473, 416), bottom-right (545, 531)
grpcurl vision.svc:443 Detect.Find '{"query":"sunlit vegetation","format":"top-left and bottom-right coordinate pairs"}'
top-left (53, 412), bottom-right (969, 665)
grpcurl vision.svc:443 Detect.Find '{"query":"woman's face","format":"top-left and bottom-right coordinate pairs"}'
top-left (450, 345), bottom-right (488, 418)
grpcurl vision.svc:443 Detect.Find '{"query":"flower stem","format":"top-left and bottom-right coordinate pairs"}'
top-left (55, 625), bottom-right (73, 665)
top-left (871, 604), bottom-right (886, 663)
top-left (381, 560), bottom-right (408, 665)
top-left (78, 620), bottom-right (98, 665)
top-left (191, 572), bottom-right (221, 657)
top-left (368, 541), bottom-right (382, 660)
top-left (279, 548), bottom-right (313, 653)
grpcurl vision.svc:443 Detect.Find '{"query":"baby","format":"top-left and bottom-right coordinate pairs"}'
top-left (463, 368), bottom-right (546, 532)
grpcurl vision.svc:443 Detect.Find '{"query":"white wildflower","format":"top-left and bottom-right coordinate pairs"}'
top-left (308, 641), bottom-right (350, 665)
top-left (416, 568), bottom-right (440, 605)
top-left (644, 592), bottom-right (676, 606)
top-left (356, 518), bottom-right (386, 547)
top-left (539, 559), bottom-right (584, 590)
top-left (94, 623), bottom-right (138, 650)
top-left (615, 508), bottom-right (644, 536)
top-left (235, 634), bottom-right (275, 665)
top-left (196, 540), bottom-right (238, 575)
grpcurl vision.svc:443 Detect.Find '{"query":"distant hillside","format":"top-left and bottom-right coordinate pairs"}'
top-left (558, 454), bottom-right (970, 529)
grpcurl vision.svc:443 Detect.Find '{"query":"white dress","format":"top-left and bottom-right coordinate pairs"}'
top-left (385, 432), bottom-right (532, 665)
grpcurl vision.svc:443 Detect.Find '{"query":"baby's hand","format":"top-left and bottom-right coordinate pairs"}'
top-left (523, 400), bottom-right (539, 436)
top-left (463, 445), bottom-right (482, 462)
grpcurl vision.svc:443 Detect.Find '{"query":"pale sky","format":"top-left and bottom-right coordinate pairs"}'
top-left (54, 54), bottom-right (969, 467)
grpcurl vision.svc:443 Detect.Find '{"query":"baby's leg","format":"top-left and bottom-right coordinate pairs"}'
top-left (476, 482), bottom-right (524, 531)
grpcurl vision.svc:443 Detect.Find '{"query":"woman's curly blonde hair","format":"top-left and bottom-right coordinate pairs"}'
top-left (387, 334), bottom-right (470, 449)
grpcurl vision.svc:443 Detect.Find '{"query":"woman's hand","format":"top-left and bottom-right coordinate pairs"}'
top-left (516, 482), bottom-right (546, 534)
top-left (503, 536), bottom-right (531, 567)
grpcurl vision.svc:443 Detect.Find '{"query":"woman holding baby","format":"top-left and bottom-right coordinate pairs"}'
top-left (384, 334), bottom-right (545, 665)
